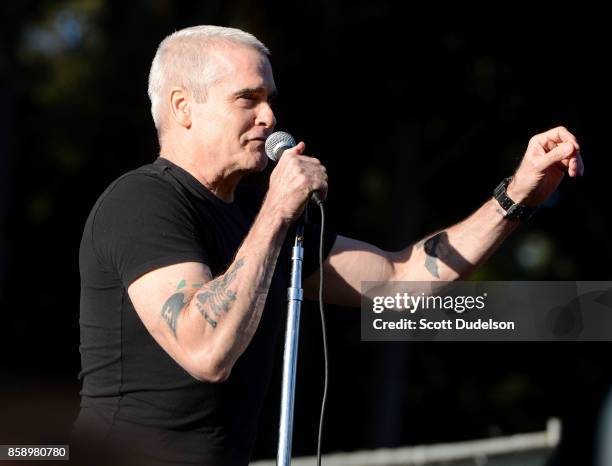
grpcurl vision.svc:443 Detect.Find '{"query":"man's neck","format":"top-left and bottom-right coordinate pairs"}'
top-left (160, 142), bottom-right (240, 203)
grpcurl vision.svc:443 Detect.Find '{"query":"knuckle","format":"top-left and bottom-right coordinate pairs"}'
top-left (290, 160), bottom-right (303, 173)
top-left (297, 173), bottom-right (309, 187)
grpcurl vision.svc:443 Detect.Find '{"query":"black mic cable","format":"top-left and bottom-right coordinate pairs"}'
top-left (315, 200), bottom-right (328, 466)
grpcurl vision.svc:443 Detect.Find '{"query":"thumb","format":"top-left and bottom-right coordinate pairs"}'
top-left (288, 141), bottom-right (305, 155)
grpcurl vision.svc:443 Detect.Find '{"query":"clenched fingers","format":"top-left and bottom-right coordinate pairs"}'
top-left (529, 126), bottom-right (579, 152)
top-left (528, 127), bottom-right (584, 177)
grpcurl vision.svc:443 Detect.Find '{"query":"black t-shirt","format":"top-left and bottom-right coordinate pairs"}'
top-left (74, 157), bottom-right (336, 465)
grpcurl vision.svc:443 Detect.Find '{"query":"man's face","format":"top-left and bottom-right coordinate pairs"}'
top-left (191, 44), bottom-right (277, 174)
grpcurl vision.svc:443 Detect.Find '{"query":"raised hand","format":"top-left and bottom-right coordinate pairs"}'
top-left (507, 126), bottom-right (584, 207)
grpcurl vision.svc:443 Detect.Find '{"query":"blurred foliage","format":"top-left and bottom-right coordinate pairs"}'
top-left (1, 1), bottom-right (611, 463)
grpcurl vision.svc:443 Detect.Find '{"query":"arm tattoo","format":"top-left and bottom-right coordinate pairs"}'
top-left (161, 292), bottom-right (188, 336)
top-left (161, 279), bottom-right (208, 337)
top-left (195, 258), bottom-right (245, 329)
top-left (415, 232), bottom-right (446, 278)
top-left (415, 231), bottom-right (472, 278)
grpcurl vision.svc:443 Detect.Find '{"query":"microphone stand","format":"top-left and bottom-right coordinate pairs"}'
top-left (277, 214), bottom-right (307, 466)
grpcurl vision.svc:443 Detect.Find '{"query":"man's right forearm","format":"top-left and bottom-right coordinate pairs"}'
top-left (177, 200), bottom-right (290, 381)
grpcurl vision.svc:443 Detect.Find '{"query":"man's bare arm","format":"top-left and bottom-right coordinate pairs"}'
top-left (129, 209), bottom-right (288, 382)
top-left (128, 143), bottom-right (328, 382)
top-left (304, 126), bottom-right (584, 306)
top-left (304, 199), bottom-right (516, 306)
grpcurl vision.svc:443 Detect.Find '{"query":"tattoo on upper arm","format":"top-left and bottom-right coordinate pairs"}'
top-left (415, 233), bottom-right (443, 278)
top-left (195, 258), bottom-right (245, 329)
top-left (161, 292), bottom-right (188, 336)
top-left (159, 261), bottom-right (243, 335)
top-left (161, 275), bottom-right (210, 337)
top-left (415, 231), bottom-right (473, 279)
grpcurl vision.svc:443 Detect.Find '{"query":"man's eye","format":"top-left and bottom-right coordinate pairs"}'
top-left (240, 94), bottom-right (256, 101)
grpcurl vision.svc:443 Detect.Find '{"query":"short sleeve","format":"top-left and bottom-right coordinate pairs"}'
top-left (91, 173), bottom-right (209, 287)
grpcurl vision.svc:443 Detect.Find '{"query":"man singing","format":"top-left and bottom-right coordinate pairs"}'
top-left (73, 25), bottom-right (584, 465)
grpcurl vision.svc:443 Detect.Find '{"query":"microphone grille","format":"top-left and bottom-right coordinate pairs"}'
top-left (265, 131), bottom-right (296, 162)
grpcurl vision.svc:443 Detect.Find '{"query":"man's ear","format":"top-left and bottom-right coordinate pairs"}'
top-left (169, 87), bottom-right (192, 129)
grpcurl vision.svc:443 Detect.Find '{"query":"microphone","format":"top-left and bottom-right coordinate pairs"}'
top-left (265, 131), bottom-right (296, 162)
top-left (265, 131), bottom-right (323, 205)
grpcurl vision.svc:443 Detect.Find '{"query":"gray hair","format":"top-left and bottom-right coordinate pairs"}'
top-left (147, 25), bottom-right (270, 134)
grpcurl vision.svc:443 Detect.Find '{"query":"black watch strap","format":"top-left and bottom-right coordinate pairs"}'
top-left (493, 177), bottom-right (537, 221)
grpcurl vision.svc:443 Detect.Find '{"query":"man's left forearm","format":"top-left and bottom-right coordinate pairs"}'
top-left (394, 126), bottom-right (584, 282)
top-left (394, 197), bottom-right (520, 281)
top-left (310, 127), bottom-right (582, 306)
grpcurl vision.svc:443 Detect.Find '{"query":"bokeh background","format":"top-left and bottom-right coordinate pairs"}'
top-left (1, 2), bottom-right (611, 465)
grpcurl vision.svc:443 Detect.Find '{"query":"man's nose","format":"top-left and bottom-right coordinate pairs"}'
top-left (256, 102), bottom-right (276, 129)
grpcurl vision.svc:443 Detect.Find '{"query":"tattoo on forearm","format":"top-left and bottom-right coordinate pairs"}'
top-left (195, 258), bottom-right (245, 329)
top-left (161, 292), bottom-right (188, 336)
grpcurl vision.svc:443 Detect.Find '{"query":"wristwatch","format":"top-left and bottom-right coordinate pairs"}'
top-left (493, 177), bottom-right (537, 221)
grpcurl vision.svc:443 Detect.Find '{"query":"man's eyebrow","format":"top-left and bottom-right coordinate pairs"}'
top-left (232, 87), bottom-right (278, 99)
